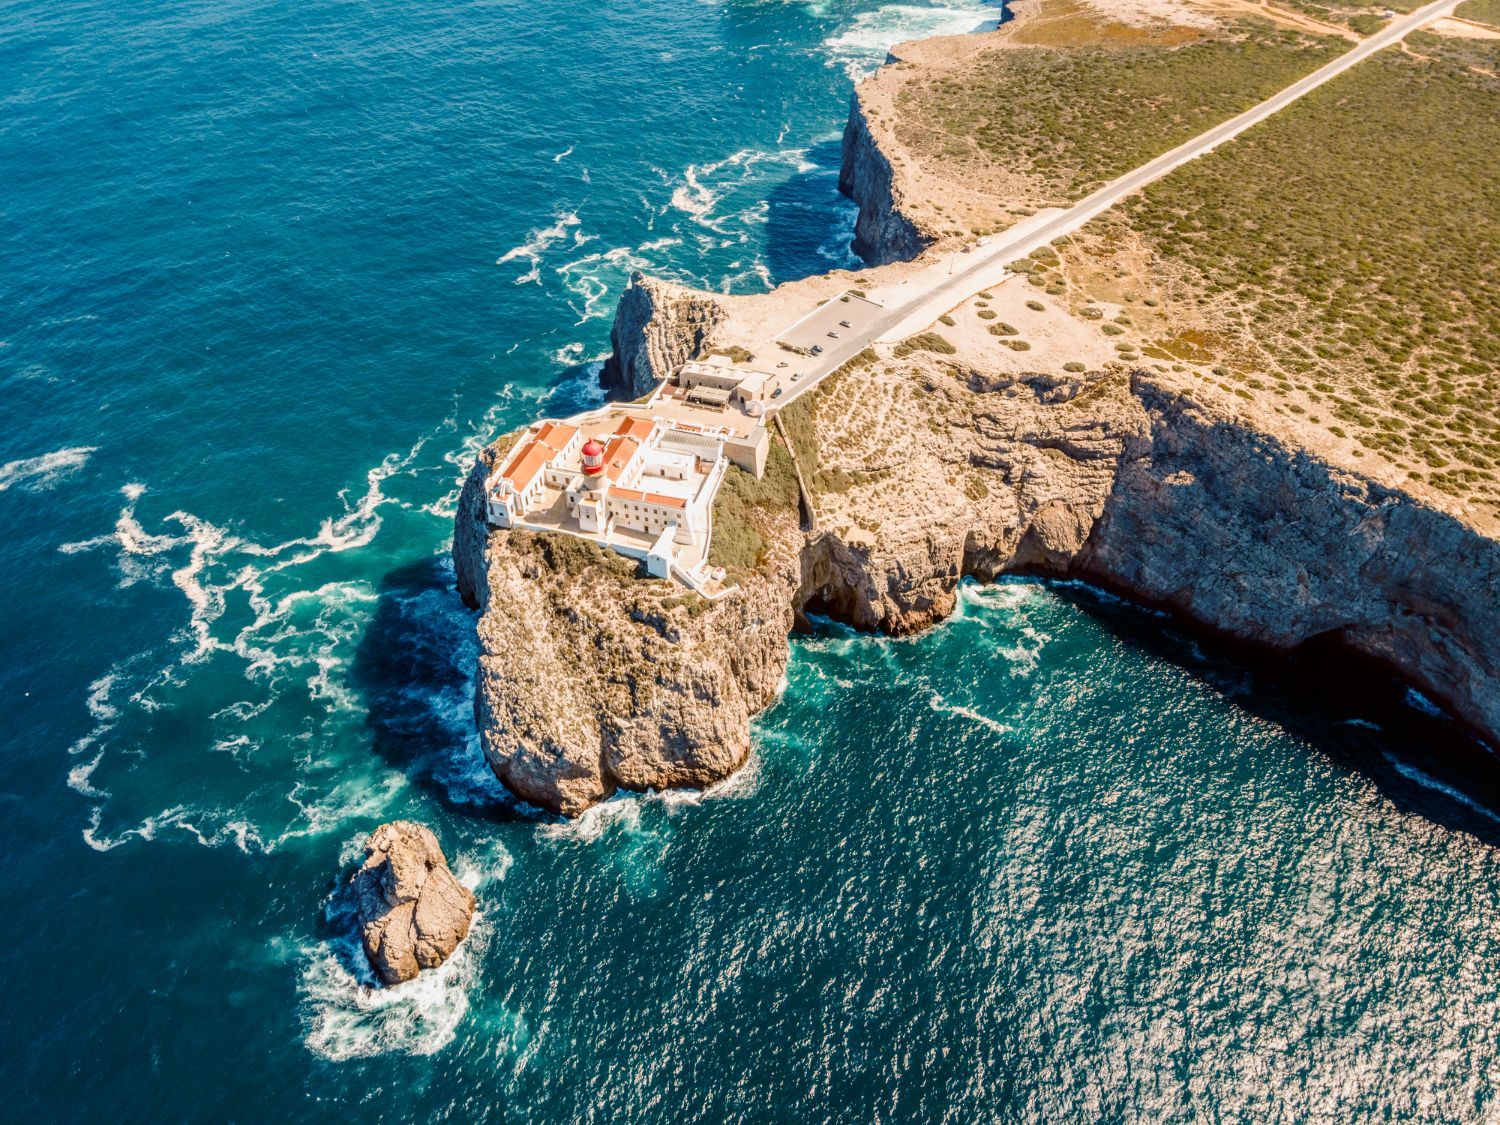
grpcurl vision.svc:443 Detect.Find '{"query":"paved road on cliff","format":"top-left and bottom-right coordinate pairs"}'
top-left (782, 0), bottom-right (1461, 399)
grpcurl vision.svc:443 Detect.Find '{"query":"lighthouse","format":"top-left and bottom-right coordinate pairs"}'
top-left (580, 438), bottom-right (606, 488)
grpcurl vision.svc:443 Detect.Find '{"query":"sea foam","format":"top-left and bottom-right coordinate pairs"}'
top-left (0, 445), bottom-right (96, 493)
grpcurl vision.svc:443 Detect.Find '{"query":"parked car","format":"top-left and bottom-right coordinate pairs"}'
top-left (811, 344), bottom-right (823, 354)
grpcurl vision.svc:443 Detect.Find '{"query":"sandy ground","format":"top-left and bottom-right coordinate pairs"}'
top-left (925, 278), bottom-right (1123, 372)
top-left (1079, 0), bottom-right (1217, 26)
top-left (1430, 14), bottom-right (1500, 36)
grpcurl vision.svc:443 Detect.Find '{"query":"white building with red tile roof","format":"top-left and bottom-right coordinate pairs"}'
top-left (486, 412), bottom-right (730, 581)
top-left (487, 420), bottom-right (582, 527)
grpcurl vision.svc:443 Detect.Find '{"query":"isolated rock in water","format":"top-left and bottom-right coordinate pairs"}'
top-left (351, 821), bottom-right (474, 985)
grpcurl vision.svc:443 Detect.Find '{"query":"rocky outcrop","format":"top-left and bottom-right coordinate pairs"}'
top-left (351, 821), bottom-right (475, 985)
top-left (793, 362), bottom-right (1500, 742)
top-left (453, 483), bottom-right (801, 813)
top-left (456, 280), bottom-right (1499, 817)
top-left (798, 368), bottom-right (1140, 634)
top-left (600, 273), bottom-right (728, 400)
top-left (839, 95), bottom-right (936, 266)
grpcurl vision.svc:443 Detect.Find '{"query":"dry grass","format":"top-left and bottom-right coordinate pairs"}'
top-left (1009, 0), bottom-right (1209, 46)
top-left (895, 20), bottom-right (1342, 209)
top-left (1458, 0), bottom-right (1500, 23)
top-left (1051, 49), bottom-right (1500, 513)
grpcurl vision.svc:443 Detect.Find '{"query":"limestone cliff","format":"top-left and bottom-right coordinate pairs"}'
top-left (1076, 379), bottom-right (1500, 741)
top-left (351, 821), bottom-right (474, 985)
top-left (839, 95), bottom-right (936, 266)
top-left (455, 286), bottom-right (1498, 816)
top-left (794, 354), bottom-right (1500, 741)
top-left (455, 450), bottom-right (800, 814)
top-left (600, 272), bottom-right (728, 400)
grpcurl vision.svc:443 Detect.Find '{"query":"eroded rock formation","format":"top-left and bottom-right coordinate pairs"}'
top-left (838, 96), bottom-right (936, 266)
top-left (351, 820), bottom-right (475, 985)
top-left (455, 283), bottom-right (1499, 817)
top-left (453, 457), bottom-right (801, 813)
top-left (601, 273), bottom-right (727, 400)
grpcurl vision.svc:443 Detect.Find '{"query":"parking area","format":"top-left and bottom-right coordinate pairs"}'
top-left (776, 292), bottom-right (884, 356)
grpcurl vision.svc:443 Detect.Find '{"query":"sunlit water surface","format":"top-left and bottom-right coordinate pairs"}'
top-left (4, 0), bottom-right (1498, 1118)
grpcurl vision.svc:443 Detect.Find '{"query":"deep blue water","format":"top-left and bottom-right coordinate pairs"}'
top-left (5, 0), bottom-right (1500, 1119)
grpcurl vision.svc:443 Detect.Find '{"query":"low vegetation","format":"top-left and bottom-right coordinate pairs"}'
top-left (1457, 0), bottom-right (1500, 23)
top-left (707, 437), bottom-right (799, 573)
top-left (894, 332), bottom-right (957, 357)
top-left (1063, 49), bottom-right (1500, 512)
top-left (527, 531), bottom-right (638, 580)
top-left (894, 21), bottom-right (1342, 206)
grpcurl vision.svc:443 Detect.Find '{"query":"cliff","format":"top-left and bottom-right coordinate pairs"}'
top-left (791, 351), bottom-right (1500, 741)
top-left (455, 450), bottom-right (801, 814)
top-left (455, 289), bottom-right (1499, 815)
top-left (599, 273), bottom-right (727, 400)
top-left (838, 95), bottom-right (936, 266)
top-left (1075, 380), bottom-right (1500, 740)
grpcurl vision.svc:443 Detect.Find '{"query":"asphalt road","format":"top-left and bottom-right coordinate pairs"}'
top-left (775, 0), bottom-right (1459, 405)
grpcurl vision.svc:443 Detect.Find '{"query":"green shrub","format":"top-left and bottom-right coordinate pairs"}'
top-left (897, 332), bottom-right (957, 356)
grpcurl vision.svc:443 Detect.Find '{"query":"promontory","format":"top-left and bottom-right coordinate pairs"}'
top-left (454, 0), bottom-right (1500, 815)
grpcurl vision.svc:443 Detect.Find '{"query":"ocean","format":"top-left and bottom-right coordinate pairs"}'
top-left (4, 0), bottom-right (1499, 1118)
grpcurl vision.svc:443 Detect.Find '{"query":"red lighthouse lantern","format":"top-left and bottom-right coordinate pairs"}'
top-left (581, 439), bottom-right (605, 479)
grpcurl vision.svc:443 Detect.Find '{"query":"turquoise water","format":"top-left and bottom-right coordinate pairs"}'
top-left (5, 0), bottom-right (1500, 1118)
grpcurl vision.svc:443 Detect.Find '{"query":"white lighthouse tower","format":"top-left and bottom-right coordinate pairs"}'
top-left (580, 438), bottom-right (605, 486)
top-left (575, 438), bottom-right (609, 532)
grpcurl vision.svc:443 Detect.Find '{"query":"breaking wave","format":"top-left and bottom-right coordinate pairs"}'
top-left (0, 444), bottom-right (95, 493)
top-left (823, 0), bottom-right (1003, 82)
top-left (56, 427), bottom-right (485, 852)
top-left (496, 209), bottom-right (582, 285)
top-left (299, 852), bottom-right (501, 1061)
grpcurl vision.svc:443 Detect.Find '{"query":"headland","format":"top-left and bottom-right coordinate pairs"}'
top-left (455, 0), bottom-right (1500, 815)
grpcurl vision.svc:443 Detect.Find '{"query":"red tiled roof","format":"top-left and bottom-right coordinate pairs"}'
top-left (534, 421), bottom-right (578, 448)
top-left (614, 416), bottom-right (655, 441)
top-left (499, 420), bottom-right (578, 492)
top-left (501, 442), bottom-right (553, 490)
top-left (601, 436), bottom-right (639, 481)
top-left (609, 486), bottom-right (686, 510)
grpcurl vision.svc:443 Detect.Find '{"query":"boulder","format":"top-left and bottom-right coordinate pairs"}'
top-left (351, 821), bottom-right (474, 985)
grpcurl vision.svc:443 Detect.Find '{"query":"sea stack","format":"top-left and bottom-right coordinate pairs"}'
top-left (350, 821), bottom-right (475, 986)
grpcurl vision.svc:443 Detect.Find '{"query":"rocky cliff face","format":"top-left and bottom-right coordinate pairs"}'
top-left (798, 355), bottom-right (1500, 739)
top-left (1076, 378), bottom-right (1500, 741)
top-left (454, 451), bottom-right (801, 813)
top-left (600, 272), bottom-right (727, 400)
top-left (456, 281), bottom-right (1498, 815)
top-left (798, 367), bottom-right (1139, 635)
top-left (839, 96), bottom-right (937, 266)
